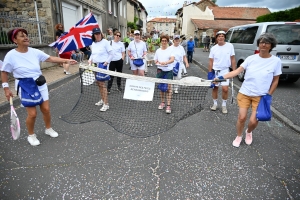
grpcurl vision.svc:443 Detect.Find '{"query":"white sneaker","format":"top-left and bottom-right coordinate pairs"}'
top-left (222, 106), bottom-right (228, 114)
top-left (65, 71), bottom-right (71, 75)
top-left (95, 99), bottom-right (103, 106)
top-left (174, 89), bottom-right (178, 94)
top-left (100, 104), bottom-right (109, 112)
top-left (45, 128), bottom-right (59, 138)
top-left (210, 104), bottom-right (217, 111)
top-left (150, 64), bottom-right (153, 66)
top-left (27, 134), bottom-right (40, 146)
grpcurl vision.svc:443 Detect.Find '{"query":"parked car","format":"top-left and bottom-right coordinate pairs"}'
top-left (225, 22), bottom-right (300, 82)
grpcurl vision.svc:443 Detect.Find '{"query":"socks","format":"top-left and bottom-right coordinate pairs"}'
top-left (213, 99), bottom-right (218, 105)
top-left (222, 99), bottom-right (227, 106)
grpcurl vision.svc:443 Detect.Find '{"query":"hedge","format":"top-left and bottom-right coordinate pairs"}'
top-left (257, 6), bottom-right (300, 22)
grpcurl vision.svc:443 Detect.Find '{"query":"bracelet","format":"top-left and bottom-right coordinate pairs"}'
top-left (2, 82), bottom-right (9, 88)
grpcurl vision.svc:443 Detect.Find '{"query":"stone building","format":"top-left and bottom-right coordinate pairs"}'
top-left (147, 17), bottom-right (176, 37)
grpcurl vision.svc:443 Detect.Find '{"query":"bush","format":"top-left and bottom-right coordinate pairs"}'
top-left (257, 6), bottom-right (300, 22)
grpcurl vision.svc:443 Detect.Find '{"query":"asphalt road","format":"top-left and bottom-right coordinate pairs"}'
top-left (0, 61), bottom-right (299, 199)
top-left (193, 48), bottom-right (300, 131)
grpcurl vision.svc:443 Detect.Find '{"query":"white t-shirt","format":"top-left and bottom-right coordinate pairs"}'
top-left (154, 47), bottom-right (174, 71)
top-left (170, 45), bottom-right (186, 69)
top-left (2, 47), bottom-right (49, 79)
top-left (239, 54), bottom-right (282, 96)
top-left (128, 40), bottom-right (147, 59)
top-left (89, 39), bottom-right (113, 63)
top-left (110, 40), bottom-right (125, 61)
top-left (209, 43), bottom-right (235, 70)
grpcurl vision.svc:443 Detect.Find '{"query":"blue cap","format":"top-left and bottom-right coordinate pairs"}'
top-left (92, 27), bottom-right (101, 34)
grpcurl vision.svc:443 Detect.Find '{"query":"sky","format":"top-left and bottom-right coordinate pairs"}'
top-left (138, 0), bottom-right (300, 20)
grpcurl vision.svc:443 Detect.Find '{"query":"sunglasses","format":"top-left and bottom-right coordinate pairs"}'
top-left (115, 35), bottom-right (121, 37)
top-left (134, 34), bottom-right (140, 36)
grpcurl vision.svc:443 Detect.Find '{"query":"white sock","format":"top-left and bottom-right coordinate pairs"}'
top-left (222, 99), bottom-right (227, 106)
top-left (213, 99), bottom-right (218, 105)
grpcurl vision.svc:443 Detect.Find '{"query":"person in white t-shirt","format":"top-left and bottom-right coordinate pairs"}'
top-left (214, 33), bottom-right (282, 148)
top-left (127, 30), bottom-right (147, 76)
top-left (208, 30), bottom-right (236, 114)
top-left (89, 27), bottom-right (114, 112)
top-left (154, 35), bottom-right (175, 114)
top-left (107, 30), bottom-right (125, 93)
top-left (171, 35), bottom-right (189, 93)
top-left (1, 28), bottom-right (77, 146)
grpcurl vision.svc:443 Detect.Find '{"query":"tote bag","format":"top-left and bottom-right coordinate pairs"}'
top-left (256, 94), bottom-right (272, 121)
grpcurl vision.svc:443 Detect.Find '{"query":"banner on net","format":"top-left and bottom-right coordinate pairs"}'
top-left (124, 79), bottom-right (155, 101)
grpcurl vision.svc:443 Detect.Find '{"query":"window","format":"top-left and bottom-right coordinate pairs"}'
top-left (108, 0), bottom-right (111, 13)
top-left (119, 1), bottom-right (122, 17)
top-left (113, 1), bottom-right (116, 16)
top-left (267, 25), bottom-right (300, 45)
top-left (225, 29), bottom-right (233, 42)
top-left (230, 26), bottom-right (258, 44)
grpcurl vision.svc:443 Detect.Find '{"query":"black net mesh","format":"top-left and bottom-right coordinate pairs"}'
top-left (60, 64), bottom-right (210, 137)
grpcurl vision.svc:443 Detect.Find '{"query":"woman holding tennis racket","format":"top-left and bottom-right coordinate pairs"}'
top-left (171, 35), bottom-right (189, 94)
top-left (89, 27), bottom-right (113, 112)
top-left (214, 33), bottom-right (281, 148)
top-left (1, 28), bottom-right (77, 146)
top-left (154, 35), bottom-right (175, 114)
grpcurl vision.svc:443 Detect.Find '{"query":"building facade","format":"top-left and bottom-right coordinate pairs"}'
top-left (147, 18), bottom-right (176, 37)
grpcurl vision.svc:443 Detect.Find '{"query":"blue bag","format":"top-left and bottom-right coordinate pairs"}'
top-left (256, 94), bottom-right (272, 121)
top-left (207, 70), bottom-right (215, 88)
top-left (133, 58), bottom-right (144, 67)
top-left (158, 73), bottom-right (168, 92)
top-left (95, 63), bottom-right (110, 81)
top-left (173, 62), bottom-right (180, 76)
top-left (17, 78), bottom-right (43, 107)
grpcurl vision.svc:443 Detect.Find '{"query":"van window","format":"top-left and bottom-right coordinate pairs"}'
top-left (266, 25), bottom-right (300, 45)
top-left (230, 26), bottom-right (258, 44)
top-left (225, 29), bottom-right (233, 42)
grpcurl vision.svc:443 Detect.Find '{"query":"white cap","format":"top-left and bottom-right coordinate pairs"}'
top-left (134, 30), bottom-right (140, 34)
top-left (216, 30), bottom-right (226, 36)
top-left (174, 35), bottom-right (180, 39)
top-left (190, 36), bottom-right (193, 39)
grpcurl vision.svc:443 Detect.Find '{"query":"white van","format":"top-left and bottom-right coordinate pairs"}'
top-left (225, 22), bottom-right (300, 82)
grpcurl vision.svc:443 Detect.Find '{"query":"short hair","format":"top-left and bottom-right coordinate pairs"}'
top-left (256, 33), bottom-right (277, 52)
top-left (7, 28), bottom-right (28, 44)
top-left (92, 32), bottom-right (104, 42)
top-left (114, 30), bottom-right (121, 35)
top-left (160, 35), bottom-right (169, 42)
top-left (55, 23), bottom-right (63, 31)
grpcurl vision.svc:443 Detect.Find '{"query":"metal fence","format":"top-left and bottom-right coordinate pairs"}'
top-left (0, 12), bottom-right (51, 46)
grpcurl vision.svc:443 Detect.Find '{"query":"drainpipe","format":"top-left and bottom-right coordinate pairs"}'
top-left (34, 0), bottom-right (42, 44)
top-left (55, 0), bottom-right (61, 23)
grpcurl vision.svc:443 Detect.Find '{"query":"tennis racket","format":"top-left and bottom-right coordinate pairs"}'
top-left (10, 96), bottom-right (20, 140)
top-left (231, 78), bottom-right (234, 104)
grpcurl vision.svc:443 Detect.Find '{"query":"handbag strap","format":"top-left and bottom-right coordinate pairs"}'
top-left (134, 41), bottom-right (139, 59)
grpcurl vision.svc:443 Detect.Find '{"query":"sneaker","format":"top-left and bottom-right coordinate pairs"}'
top-left (150, 64), bottom-right (153, 66)
top-left (95, 99), bottom-right (104, 106)
top-left (166, 106), bottom-right (171, 114)
top-left (222, 106), bottom-right (228, 114)
top-left (65, 71), bottom-right (71, 75)
top-left (158, 102), bottom-right (165, 110)
top-left (174, 89), bottom-right (178, 94)
top-left (144, 72), bottom-right (147, 76)
top-left (100, 104), bottom-right (109, 112)
top-left (147, 64), bottom-right (150, 66)
top-left (210, 104), bottom-right (217, 111)
top-left (232, 136), bottom-right (242, 148)
top-left (183, 73), bottom-right (188, 76)
top-left (107, 89), bottom-right (111, 94)
top-left (117, 87), bottom-right (122, 92)
top-left (63, 70), bottom-right (66, 74)
top-left (245, 130), bottom-right (253, 145)
top-left (27, 134), bottom-right (40, 146)
top-left (45, 128), bottom-right (59, 138)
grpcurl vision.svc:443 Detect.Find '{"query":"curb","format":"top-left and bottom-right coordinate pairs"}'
top-left (0, 71), bottom-right (79, 116)
top-left (193, 59), bottom-right (300, 134)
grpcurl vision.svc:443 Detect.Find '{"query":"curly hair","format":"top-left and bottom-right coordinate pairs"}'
top-left (55, 23), bottom-right (64, 31)
top-left (160, 35), bottom-right (169, 42)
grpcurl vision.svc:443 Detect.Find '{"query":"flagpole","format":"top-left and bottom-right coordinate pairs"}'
top-left (34, 0), bottom-right (42, 44)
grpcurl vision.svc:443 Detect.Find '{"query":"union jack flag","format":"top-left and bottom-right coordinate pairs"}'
top-left (50, 13), bottom-right (99, 54)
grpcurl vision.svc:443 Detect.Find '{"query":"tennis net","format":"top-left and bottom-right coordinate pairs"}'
top-left (60, 63), bottom-right (211, 137)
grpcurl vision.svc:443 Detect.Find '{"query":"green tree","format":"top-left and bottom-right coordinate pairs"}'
top-left (211, 0), bottom-right (217, 4)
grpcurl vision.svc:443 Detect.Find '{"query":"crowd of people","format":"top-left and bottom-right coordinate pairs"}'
top-left (1, 26), bottom-right (282, 148)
